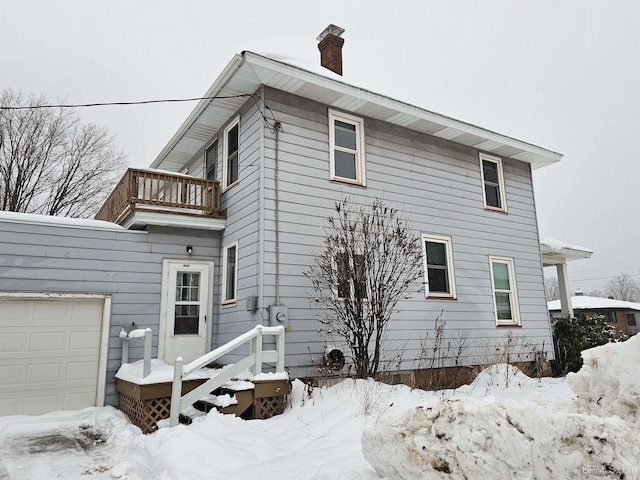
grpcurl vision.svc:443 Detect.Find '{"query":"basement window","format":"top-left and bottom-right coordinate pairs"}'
top-left (329, 110), bottom-right (366, 186)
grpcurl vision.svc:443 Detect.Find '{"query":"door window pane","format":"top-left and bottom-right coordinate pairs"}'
top-left (174, 272), bottom-right (200, 335)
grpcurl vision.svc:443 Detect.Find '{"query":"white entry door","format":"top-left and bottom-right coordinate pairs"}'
top-left (160, 261), bottom-right (213, 364)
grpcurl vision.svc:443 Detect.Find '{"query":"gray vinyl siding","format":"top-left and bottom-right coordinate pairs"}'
top-left (212, 96), bottom-right (265, 358)
top-left (261, 87), bottom-right (551, 374)
top-left (0, 219), bottom-right (219, 406)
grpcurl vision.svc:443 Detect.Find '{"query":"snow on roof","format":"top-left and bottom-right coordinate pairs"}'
top-left (152, 50), bottom-right (563, 172)
top-left (0, 210), bottom-right (128, 232)
top-left (548, 295), bottom-right (640, 312)
top-left (540, 236), bottom-right (593, 263)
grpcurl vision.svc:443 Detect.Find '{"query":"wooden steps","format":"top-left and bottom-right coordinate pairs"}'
top-left (178, 379), bottom-right (290, 425)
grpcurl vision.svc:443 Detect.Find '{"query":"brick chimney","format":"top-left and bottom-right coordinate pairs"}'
top-left (317, 24), bottom-right (345, 76)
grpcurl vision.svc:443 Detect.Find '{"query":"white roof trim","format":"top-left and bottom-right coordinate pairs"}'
top-left (151, 51), bottom-right (562, 171)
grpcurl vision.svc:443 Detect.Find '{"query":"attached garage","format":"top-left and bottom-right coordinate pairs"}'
top-left (0, 294), bottom-right (110, 416)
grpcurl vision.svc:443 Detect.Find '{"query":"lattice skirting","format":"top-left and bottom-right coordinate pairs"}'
top-left (119, 393), bottom-right (171, 434)
top-left (253, 395), bottom-right (287, 420)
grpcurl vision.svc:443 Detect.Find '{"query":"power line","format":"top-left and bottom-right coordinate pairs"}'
top-left (0, 94), bottom-right (255, 110)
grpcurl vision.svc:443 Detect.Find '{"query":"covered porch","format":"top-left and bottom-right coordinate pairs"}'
top-left (540, 237), bottom-right (593, 317)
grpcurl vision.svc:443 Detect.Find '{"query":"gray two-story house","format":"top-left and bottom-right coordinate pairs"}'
top-left (0, 26), bottom-right (561, 414)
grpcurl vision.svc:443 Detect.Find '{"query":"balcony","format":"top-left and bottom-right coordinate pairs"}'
top-left (95, 168), bottom-right (225, 231)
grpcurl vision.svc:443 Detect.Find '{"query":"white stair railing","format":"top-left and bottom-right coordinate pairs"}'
top-left (169, 324), bottom-right (285, 427)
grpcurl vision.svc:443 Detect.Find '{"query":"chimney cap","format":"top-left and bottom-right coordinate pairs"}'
top-left (317, 24), bottom-right (345, 42)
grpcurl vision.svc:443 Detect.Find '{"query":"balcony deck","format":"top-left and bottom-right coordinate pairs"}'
top-left (95, 168), bottom-right (225, 230)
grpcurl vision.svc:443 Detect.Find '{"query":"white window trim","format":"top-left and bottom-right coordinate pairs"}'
top-left (421, 233), bottom-right (456, 299)
top-left (221, 241), bottom-right (239, 306)
top-left (222, 116), bottom-right (240, 191)
top-left (328, 109), bottom-right (366, 186)
top-left (479, 153), bottom-right (507, 213)
top-left (489, 255), bottom-right (521, 326)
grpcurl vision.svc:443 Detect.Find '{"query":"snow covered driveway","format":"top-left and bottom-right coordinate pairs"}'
top-left (0, 408), bottom-right (157, 479)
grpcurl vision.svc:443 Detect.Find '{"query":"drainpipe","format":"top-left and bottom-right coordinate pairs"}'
top-left (274, 120), bottom-right (283, 304)
top-left (257, 86), bottom-right (266, 322)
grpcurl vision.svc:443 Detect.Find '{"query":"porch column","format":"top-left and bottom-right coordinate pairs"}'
top-left (556, 261), bottom-right (573, 317)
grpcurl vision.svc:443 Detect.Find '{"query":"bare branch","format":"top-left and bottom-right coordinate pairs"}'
top-left (0, 89), bottom-right (126, 218)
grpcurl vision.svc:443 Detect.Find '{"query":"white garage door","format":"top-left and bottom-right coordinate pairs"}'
top-left (0, 297), bottom-right (107, 416)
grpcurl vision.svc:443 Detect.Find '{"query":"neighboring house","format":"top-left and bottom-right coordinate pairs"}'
top-left (549, 294), bottom-right (640, 336)
top-left (0, 26), bottom-right (565, 415)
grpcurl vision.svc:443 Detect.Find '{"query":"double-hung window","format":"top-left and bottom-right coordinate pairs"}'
top-left (422, 234), bottom-right (456, 299)
top-left (205, 140), bottom-right (217, 181)
top-left (489, 256), bottom-right (520, 325)
top-left (329, 110), bottom-right (366, 186)
top-left (222, 242), bottom-right (238, 305)
top-left (223, 116), bottom-right (239, 190)
top-left (480, 153), bottom-right (507, 212)
top-left (336, 251), bottom-right (367, 300)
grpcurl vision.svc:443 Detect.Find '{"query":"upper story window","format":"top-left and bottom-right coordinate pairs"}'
top-left (480, 153), bottom-right (507, 212)
top-left (336, 251), bottom-right (367, 300)
top-left (421, 234), bottom-right (456, 299)
top-left (223, 116), bottom-right (239, 190)
top-left (222, 242), bottom-right (238, 305)
top-left (205, 140), bottom-right (217, 181)
top-left (329, 110), bottom-right (366, 186)
top-left (489, 256), bottom-right (520, 326)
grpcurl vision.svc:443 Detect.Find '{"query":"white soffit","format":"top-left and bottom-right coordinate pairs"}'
top-left (152, 51), bottom-right (562, 172)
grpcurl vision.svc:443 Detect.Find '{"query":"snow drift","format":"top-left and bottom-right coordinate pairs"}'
top-left (362, 335), bottom-right (640, 479)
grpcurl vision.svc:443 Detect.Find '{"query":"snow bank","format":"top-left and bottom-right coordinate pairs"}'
top-left (567, 334), bottom-right (640, 422)
top-left (362, 338), bottom-right (640, 479)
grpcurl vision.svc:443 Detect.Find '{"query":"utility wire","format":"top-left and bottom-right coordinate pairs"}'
top-left (0, 94), bottom-right (255, 110)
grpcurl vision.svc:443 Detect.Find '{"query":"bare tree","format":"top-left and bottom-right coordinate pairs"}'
top-left (0, 89), bottom-right (126, 218)
top-left (544, 276), bottom-right (560, 301)
top-left (605, 273), bottom-right (640, 302)
top-left (588, 289), bottom-right (604, 298)
top-left (304, 198), bottom-right (424, 378)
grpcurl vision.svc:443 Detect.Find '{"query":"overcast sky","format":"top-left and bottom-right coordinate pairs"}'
top-left (1, 0), bottom-right (639, 295)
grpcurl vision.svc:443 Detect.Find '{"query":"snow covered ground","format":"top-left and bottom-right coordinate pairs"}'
top-left (0, 336), bottom-right (638, 480)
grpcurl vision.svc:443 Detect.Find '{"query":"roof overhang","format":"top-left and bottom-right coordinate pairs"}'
top-left (151, 51), bottom-right (563, 172)
top-left (540, 237), bottom-right (593, 266)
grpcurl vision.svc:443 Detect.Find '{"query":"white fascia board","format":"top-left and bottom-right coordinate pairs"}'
top-left (150, 54), bottom-right (247, 170)
top-left (243, 51), bottom-right (563, 168)
top-left (122, 211), bottom-right (226, 231)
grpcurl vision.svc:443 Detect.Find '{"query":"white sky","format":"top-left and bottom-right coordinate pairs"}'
top-left (1, 0), bottom-right (639, 294)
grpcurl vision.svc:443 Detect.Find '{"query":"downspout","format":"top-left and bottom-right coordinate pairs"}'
top-left (257, 85), bottom-right (266, 323)
top-left (274, 120), bottom-right (283, 304)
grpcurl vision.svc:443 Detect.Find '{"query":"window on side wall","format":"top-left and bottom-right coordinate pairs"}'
top-left (222, 242), bottom-right (238, 305)
top-left (626, 313), bottom-right (637, 327)
top-left (336, 251), bottom-right (367, 300)
top-left (480, 153), bottom-right (507, 212)
top-left (329, 110), bottom-right (366, 186)
top-left (205, 140), bottom-right (217, 181)
top-left (421, 234), bottom-right (456, 299)
top-left (489, 256), bottom-right (520, 326)
top-left (223, 117), bottom-right (239, 190)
